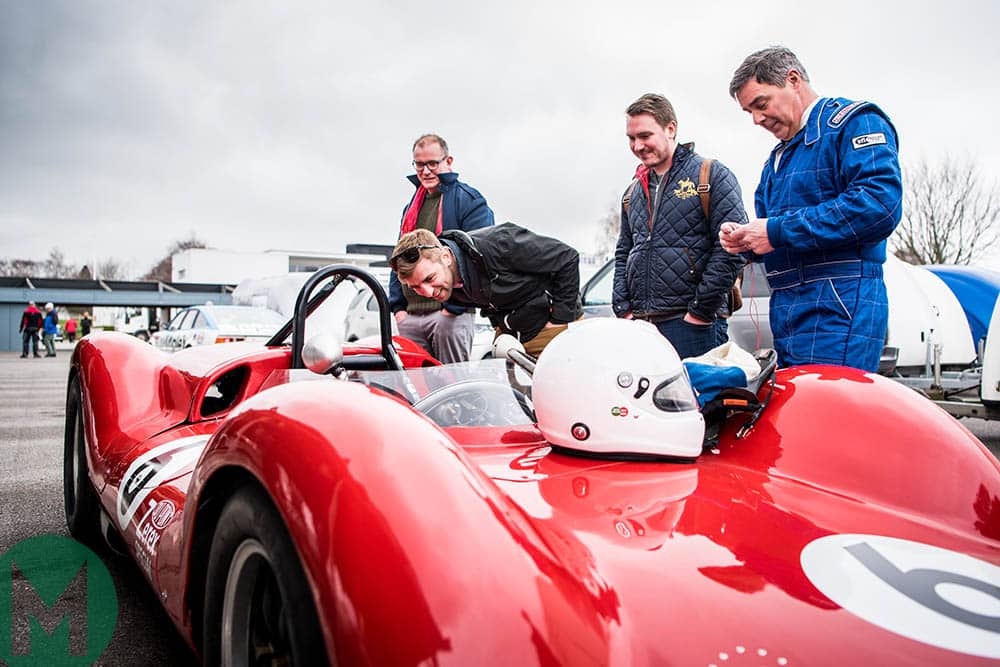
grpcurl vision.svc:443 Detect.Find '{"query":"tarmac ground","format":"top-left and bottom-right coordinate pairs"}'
top-left (0, 343), bottom-right (193, 665)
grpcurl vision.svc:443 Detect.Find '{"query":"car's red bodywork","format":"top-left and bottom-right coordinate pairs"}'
top-left (70, 327), bottom-right (1000, 665)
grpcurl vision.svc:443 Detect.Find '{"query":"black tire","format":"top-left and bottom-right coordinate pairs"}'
top-left (63, 375), bottom-right (100, 542)
top-left (203, 484), bottom-right (328, 666)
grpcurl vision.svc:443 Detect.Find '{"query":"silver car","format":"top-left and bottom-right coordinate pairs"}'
top-left (580, 259), bottom-right (772, 352)
top-left (152, 305), bottom-right (286, 352)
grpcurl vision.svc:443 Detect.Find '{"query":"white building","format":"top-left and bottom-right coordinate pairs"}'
top-left (171, 248), bottom-right (387, 284)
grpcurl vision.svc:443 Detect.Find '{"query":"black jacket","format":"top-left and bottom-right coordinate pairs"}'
top-left (440, 223), bottom-right (582, 342)
top-left (20, 308), bottom-right (43, 332)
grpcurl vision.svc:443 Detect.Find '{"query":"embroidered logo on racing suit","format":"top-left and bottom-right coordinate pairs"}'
top-left (852, 132), bottom-right (887, 149)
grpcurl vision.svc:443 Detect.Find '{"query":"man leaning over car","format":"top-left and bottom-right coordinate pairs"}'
top-left (391, 224), bottom-right (583, 358)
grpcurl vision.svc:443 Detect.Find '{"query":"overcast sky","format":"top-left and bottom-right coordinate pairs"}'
top-left (2, 0), bottom-right (998, 277)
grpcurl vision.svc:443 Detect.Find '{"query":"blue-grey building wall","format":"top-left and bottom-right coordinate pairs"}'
top-left (0, 286), bottom-right (233, 352)
top-left (1, 305), bottom-right (15, 353)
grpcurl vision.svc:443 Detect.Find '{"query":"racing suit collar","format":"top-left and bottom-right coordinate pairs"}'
top-left (802, 97), bottom-right (825, 146)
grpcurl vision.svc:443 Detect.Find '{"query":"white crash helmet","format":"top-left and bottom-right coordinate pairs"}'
top-left (532, 318), bottom-right (705, 458)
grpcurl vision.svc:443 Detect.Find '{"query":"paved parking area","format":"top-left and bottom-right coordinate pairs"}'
top-left (0, 347), bottom-right (193, 665)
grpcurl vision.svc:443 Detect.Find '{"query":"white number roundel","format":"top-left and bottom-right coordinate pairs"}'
top-left (801, 533), bottom-right (1000, 658)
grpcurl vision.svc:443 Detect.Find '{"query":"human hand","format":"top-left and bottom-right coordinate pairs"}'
top-left (720, 219), bottom-right (773, 255)
top-left (719, 222), bottom-right (742, 254)
top-left (683, 312), bottom-right (710, 325)
top-left (621, 311), bottom-right (634, 320)
top-left (394, 311), bottom-right (408, 324)
top-left (440, 309), bottom-right (456, 317)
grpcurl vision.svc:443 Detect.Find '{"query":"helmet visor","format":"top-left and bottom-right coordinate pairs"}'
top-left (651, 370), bottom-right (699, 412)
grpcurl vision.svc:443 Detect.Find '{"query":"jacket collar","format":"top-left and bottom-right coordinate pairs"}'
top-left (633, 142), bottom-right (695, 200)
top-left (406, 171), bottom-right (460, 190)
top-left (440, 235), bottom-right (490, 305)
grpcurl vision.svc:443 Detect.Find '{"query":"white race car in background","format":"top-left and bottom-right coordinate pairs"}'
top-left (152, 304), bottom-right (285, 352)
top-left (344, 283), bottom-right (496, 360)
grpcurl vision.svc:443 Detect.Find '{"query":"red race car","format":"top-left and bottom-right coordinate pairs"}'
top-left (65, 265), bottom-right (1000, 665)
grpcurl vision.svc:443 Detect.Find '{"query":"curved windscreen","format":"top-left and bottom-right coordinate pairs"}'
top-left (264, 358), bottom-right (535, 428)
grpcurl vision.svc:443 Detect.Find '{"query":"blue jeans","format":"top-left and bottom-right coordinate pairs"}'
top-left (654, 317), bottom-right (727, 359)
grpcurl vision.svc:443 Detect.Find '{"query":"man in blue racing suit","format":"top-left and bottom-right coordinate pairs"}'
top-left (720, 46), bottom-right (902, 372)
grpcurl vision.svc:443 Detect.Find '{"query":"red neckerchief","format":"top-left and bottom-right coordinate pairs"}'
top-left (400, 186), bottom-right (443, 236)
top-left (633, 164), bottom-right (654, 230)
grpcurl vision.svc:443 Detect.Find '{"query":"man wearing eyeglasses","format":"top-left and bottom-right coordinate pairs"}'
top-left (387, 134), bottom-right (495, 364)
top-left (390, 223), bottom-right (583, 358)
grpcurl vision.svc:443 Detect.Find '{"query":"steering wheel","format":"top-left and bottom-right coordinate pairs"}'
top-left (412, 380), bottom-right (534, 427)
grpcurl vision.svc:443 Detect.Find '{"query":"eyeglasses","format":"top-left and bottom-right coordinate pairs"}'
top-left (389, 244), bottom-right (440, 270)
top-left (412, 157), bottom-right (448, 171)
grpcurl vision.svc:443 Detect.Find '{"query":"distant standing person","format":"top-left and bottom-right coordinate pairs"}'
top-left (613, 93), bottom-right (746, 359)
top-left (18, 301), bottom-right (43, 358)
top-left (42, 302), bottom-right (59, 357)
top-left (81, 311), bottom-right (93, 337)
top-left (720, 46), bottom-right (902, 371)
top-left (64, 317), bottom-right (78, 343)
top-left (388, 133), bottom-right (495, 364)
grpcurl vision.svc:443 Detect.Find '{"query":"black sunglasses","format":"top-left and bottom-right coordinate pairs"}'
top-left (389, 244), bottom-right (440, 270)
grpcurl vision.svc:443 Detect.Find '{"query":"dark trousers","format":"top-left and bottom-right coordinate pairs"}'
top-left (654, 317), bottom-right (728, 359)
top-left (21, 329), bottom-right (39, 356)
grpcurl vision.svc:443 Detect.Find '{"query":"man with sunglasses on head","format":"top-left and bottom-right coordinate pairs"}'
top-left (390, 223), bottom-right (583, 358)
top-left (388, 133), bottom-right (495, 364)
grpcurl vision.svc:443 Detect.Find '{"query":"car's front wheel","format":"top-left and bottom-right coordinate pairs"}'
top-left (203, 484), bottom-right (327, 666)
top-left (63, 375), bottom-right (100, 542)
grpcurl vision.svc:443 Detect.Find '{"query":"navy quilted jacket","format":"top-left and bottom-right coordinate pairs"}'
top-left (613, 143), bottom-right (747, 321)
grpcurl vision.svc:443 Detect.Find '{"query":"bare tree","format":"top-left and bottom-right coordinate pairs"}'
top-left (142, 235), bottom-right (208, 282)
top-left (43, 249), bottom-right (74, 277)
top-left (96, 258), bottom-right (130, 280)
top-left (0, 250), bottom-right (78, 277)
top-left (891, 155), bottom-right (1000, 265)
top-left (594, 205), bottom-right (621, 261)
top-left (0, 258), bottom-right (42, 277)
